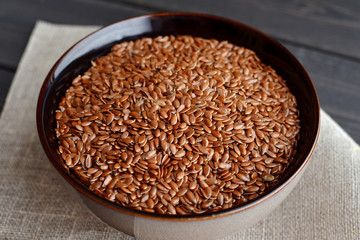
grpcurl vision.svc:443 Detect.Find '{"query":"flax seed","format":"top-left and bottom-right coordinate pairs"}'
top-left (56, 35), bottom-right (300, 215)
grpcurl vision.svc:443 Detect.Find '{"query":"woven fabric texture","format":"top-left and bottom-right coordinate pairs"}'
top-left (0, 21), bottom-right (359, 239)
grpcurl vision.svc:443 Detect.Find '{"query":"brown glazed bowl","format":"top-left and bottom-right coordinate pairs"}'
top-left (37, 13), bottom-right (320, 240)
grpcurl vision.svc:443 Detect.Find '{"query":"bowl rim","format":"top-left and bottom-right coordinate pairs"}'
top-left (36, 12), bottom-right (320, 221)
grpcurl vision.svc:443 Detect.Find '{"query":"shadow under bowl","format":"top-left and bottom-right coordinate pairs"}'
top-left (36, 12), bottom-right (320, 240)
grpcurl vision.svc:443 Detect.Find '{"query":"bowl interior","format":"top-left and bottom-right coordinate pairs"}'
top-left (37, 13), bottom-right (320, 219)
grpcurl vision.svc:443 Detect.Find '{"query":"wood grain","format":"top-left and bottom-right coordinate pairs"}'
top-left (0, 22), bottom-right (31, 70)
top-left (0, 0), bottom-right (149, 69)
top-left (108, 0), bottom-right (360, 60)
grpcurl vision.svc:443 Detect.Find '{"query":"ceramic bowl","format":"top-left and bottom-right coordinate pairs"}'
top-left (36, 12), bottom-right (320, 240)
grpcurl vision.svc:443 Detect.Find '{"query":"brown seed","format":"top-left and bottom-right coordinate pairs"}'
top-left (170, 114), bottom-right (178, 125)
top-left (255, 163), bottom-right (265, 172)
top-left (138, 135), bottom-right (146, 144)
top-left (186, 128), bottom-right (195, 139)
top-left (85, 155), bottom-right (92, 168)
top-left (149, 186), bottom-right (157, 199)
top-left (55, 111), bottom-right (62, 120)
top-left (170, 196), bottom-right (180, 206)
top-left (202, 137), bottom-right (209, 147)
top-left (146, 198), bottom-right (155, 208)
top-left (189, 114), bottom-right (196, 125)
top-left (150, 119), bottom-right (158, 128)
top-left (167, 204), bottom-right (177, 215)
top-left (176, 171), bottom-right (185, 181)
top-left (55, 35), bottom-right (300, 215)
top-left (263, 175), bottom-right (275, 181)
top-left (198, 145), bottom-right (208, 155)
top-left (103, 175), bottom-right (112, 187)
top-left (189, 181), bottom-right (197, 190)
top-left (179, 135), bottom-right (187, 146)
top-left (116, 194), bottom-right (128, 203)
top-left (75, 124), bottom-right (83, 132)
top-left (170, 144), bottom-right (177, 155)
top-left (175, 150), bottom-right (186, 158)
top-left (182, 114), bottom-right (190, 125)
top-left (145, 150), bottom-right (156, 159)
top-left (219, 162), bottom-right (231, 169)
top-left (161, 140), bottom-right (169, 152)
top-left (221, 153), bottom-right (229, 163)
top-left (65, 155), bottom-right (72, 166)
top-left (203, 187), bottom-right (212, 199)
top-left (211, 130), bottom-right (222, 139)
top-left (106, 113), bottom-right (115, 125)
top-left (203, 165), bottom-right (211, 177)
top-left (186, 191), bottom-right (197, 204)
top-left (169, 181), bottom-right (179, 192)
top-left (201, 200), bottom-right (213, 209)
top-left (178, 188), bottom-right (188, 196)
top-left (237, 173), bottom-right (250, 182)
top-left (217, 193), bottom-right (224, 205)
top-left (261, 143), bottom-right (269, 154)
top-left (246, 186), bottom-right (260, 192)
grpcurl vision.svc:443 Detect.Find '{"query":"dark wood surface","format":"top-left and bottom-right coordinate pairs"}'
top-left (1, 0), bottom-right (360, 143)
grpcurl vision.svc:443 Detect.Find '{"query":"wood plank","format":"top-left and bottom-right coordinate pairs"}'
top-left (0, 69), bottom-right (14, 115)
top-left (0, 22), bottom-right (31, 70)
top-left (1, 0), bottom-right (148, 26)
top-left (107, 0), bottom-right (360, 60)
top-left (0, 0), bottom-right (149, 69)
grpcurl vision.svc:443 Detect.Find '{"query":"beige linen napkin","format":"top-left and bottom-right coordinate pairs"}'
top-left (0, 21), bottom-right (359, 239)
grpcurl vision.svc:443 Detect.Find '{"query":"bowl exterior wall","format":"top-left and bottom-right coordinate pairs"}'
top-left (77, 165), bottom-right (307, 240)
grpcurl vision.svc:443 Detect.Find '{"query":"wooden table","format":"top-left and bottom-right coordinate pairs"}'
top-left (1, 0), bottom-right (360, 143)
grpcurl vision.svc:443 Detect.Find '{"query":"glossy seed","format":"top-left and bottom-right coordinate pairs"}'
top-left (55, 35), bottom-right (300, 215)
